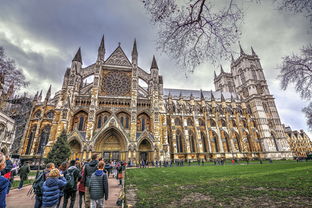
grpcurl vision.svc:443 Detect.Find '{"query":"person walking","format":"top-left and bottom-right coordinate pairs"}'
top-left (18, 161), bottom-right (30, 190)
top-left (89, 161), bottom-right (109, 208)
top-left (0, 152), bottom-right (10, 208)
top-left (63, 160), bottom-right (81, 208)
top-left (42, 168), bottom-right (67, 208)
top-left (78, 168), bottom-right (85, 208)
top-left (116, 163), bottom-right (123, 186)
top-left (83, 154), bottom-right (99, 208)
top-left (33, 163), bottom-right (55, 208)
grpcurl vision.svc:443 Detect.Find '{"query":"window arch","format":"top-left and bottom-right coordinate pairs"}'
top-left (242, 119), bottom-right (248, 128)
top-left (231, 119), bottom-right (237, 127)
top-left (26, 125), bottom-right (37, 155)
top-left (37, 125), bottom-right (51, 154)
top-left (96, 111), bottom-right (111, 129)
top-left (137, 113), bottom-right (150, 131)
top-left (210, 131), bottom-right (219, 153)
top-left (189, 130), bottom-right (196, 152)
top-left (117, 112), bottom-right (130, 129)
top-left (240, 69), bottom-right (246, 83)
top-left (176, 131), bottom-right (184, 153)
top-left (232, 132), bottom-right (241, 152)
top-left (175, 117), bottom-right (182, 126)
top-left (252, 69), bottom-right (257, 80)
top-left (221, 131), bottom-right (230, 152)
top-left (201, 132), bottom-right (208, 152)
top-left (220, 119), bottom-right (227, 127)
top-left (198, 118), bottom-right (205, 127)
top-left (72, 111), bottom-right (88, 131)
top-left (187, 118), bottom-right (193, 126)
top-left (210, 119), bottom-right (216, 127)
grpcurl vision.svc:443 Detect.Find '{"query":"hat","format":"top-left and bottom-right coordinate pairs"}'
top-left (48, 168), bottom-right (60, 178)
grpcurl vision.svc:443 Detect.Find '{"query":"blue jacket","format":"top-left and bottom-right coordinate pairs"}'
top-left (0, 176), bottom-right (9, 208)
top-left (42, 177), bottom-right (67, 207)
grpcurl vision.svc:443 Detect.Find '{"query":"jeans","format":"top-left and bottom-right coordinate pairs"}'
top-left (90, 198), bottom-right (104, 208)
top-left (79, 191), bottom-right (85, 208)
top-left (34, 195), bottom-right (42, 208)
top-left (85, 187), bottom-right (90, 208)
top-left (18, 180), bottom-right (24, 189)
top-left (63, 190), bottom-right (76, 208)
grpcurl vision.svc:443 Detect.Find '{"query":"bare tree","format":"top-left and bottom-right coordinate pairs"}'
top-left (274, 0), bottom-right (312, 27)
top-left (279, 44), bottom-right (312, 100)
top-left (143, 0), bottom-right (243, 72)
top-left (303, 102), bottom-right (312, 131)
top-left (0, 46), bottom-right (29, 91)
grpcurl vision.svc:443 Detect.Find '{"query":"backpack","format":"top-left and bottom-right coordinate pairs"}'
top-left (32, 171), bottom-right (46, 196)
top-left (64, 168), bottom-right (75, 191)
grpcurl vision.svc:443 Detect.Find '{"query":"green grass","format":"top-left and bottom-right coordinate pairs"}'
top-left (11, 179), bottom-right (34, 189)
top-left (125, 162), bottom-right (312, 208)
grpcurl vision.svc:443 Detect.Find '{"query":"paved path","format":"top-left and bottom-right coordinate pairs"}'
top-left (7, 176), bottom-right (122, 208)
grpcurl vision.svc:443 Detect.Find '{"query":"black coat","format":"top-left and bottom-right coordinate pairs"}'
top-left (19, 164), bottom-right (30, 181)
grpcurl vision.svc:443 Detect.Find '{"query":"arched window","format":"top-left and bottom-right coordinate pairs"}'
top-left (240, 69), bottom-right (246, 83)
top-left (125, 117), bottom-right (129, 129)
top-left (26, 125), bottom-right (37, 155)
top-left (175, 118), bottom-right (181, 126)
top-left (120, 116), bottom-right (124, 126)
top-left (176, 131), bottom-right (183, 153)
top-left (189, 131), bottom-right (196, 152)
top-left (232, 133), bottom-right (241, 152)
top-left (97, 115), bottom-right (102, 129)
top-left (221, 119), bottom-right (227, 127)
top-left (137, 113), bottom-right (150, 131)
top-left (187, 118), bottom-right (193, 126)
top-left (78, 117), bottom-right (84, 131)
top-left (221, 131), bottom-right (230, 152)
top-left (199, 119), bottom-right (205, 127)
top-left (201, 132), bottom-right (208, 152)
top-left (104, 116), bottom-right (108, 123)
top-left (232, 120), bottom-right (237, 127)
top-left (37, 125), bottom-right (51, 154)
top-left (117, 112), bottom-right (130, 129)
top-left (210, 131), bottom-right (219, 152)
top-left (210, 119), bottom-right (216, 127)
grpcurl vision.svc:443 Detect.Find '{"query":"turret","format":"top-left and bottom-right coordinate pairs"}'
top-left (251, 46), bottom-right (257, 56)
top-left (239, 41), bottom-right (245, 56)
top-left (131, 39), bottom-right (138, 65)
top-left (97, 35), bottom-right (105, 62)
top-left (38, 90), bottom-right (43, 102)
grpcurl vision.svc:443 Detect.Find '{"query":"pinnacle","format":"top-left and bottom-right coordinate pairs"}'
top-left (72, 47), bottom-right (82, 63)
top-left (151, 55), bottom-right (158, 69)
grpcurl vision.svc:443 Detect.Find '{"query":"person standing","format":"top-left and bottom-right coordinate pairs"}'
top-left (89, 161), bottom-right (109, 208)
top-left (33, 163), bottom-right (55, 208)
top-left (78, 168), bottom-right (85, 208)
top-left (83, 154), bottom-right (99, 208)
top-left (18, 161), bottom-right (30, 190)
top-left (1, 155), bottom-right (13, 194)
top-left (42, 168), bottom-right (67, 208)
top-left (63, 160), bottom-right (81, 208)
top-left (0, 152), bottom-right (9, 208)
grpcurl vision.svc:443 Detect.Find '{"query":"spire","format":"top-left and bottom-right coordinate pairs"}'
top-left (45, 85), bottom-right (51, 102)
top-left (214, 71), bottom-right (217, 79)
top-left (151, 55), bottom-right (158, 69)
top-left (200, 89), bottom-right (204, 100)
top-left (97, 35), bottom-right (105, 62)
top-left (221, 92), bottom-right (225, 102)
top-left (220, 65), bottom-right (224, 73)
top-left (251, 46), bottom-right (257, 56)
top-left (132, 39), bottom-right (138, 65)
top-left (33, 91), bottom-right (38, 101)
top-left (38, 90), bottom-right (43, 101)
top-left (239, 41), bottom-right (245, 55)
top-left (210, 90), bottom-right (215, 101)
top-left (231, 54), bottom-right (235, 63)
top-left (168, 91), bottom-right (172, 99)
top-left (179, 91), bottom-right (183, 99)
top-left (72, 48), bottom-right (82, 63)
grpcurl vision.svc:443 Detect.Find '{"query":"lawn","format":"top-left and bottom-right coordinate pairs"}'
top-left (125, 162), bottom-right (312, 208)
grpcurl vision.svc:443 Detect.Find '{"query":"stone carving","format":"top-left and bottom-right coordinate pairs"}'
top-left (102, 72), bottom-right (131, 96)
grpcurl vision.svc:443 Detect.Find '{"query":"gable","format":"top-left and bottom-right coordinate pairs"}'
top-left (105, 46), bottom-right (132, 67)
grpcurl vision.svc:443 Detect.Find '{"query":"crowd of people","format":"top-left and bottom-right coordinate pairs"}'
top-left (0, 153), bottom-right (126, 208)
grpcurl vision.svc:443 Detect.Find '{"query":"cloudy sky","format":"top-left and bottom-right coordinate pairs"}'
top-left (0, 0), bottom-right (311, 136)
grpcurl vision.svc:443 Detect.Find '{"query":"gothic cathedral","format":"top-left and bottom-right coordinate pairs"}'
top-left (20, 37), bottom-right (293, 163)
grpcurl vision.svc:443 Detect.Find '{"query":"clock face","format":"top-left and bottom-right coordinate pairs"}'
top-left (102, 71), bottom-right (131, 96)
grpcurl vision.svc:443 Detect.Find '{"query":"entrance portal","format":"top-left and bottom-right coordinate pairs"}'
top-left (95, 128), bottom-right (127, 161)
top-left (138, 139), bottom-right (153, 162)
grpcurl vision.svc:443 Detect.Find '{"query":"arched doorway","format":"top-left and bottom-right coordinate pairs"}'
top-left (69, 139), bottom-right (82, 160)
top-left (95, 128), bottom-right (127, 161)
top-left (138, 139), bottom-right (153, 163)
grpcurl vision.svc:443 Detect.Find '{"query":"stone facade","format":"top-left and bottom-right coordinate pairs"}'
top-left (285, 126), bottom-right (312, 157)
top-left (20, 38), bottom-right (295, 163)
top-left (0, 111), bottom-right (15, 155)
